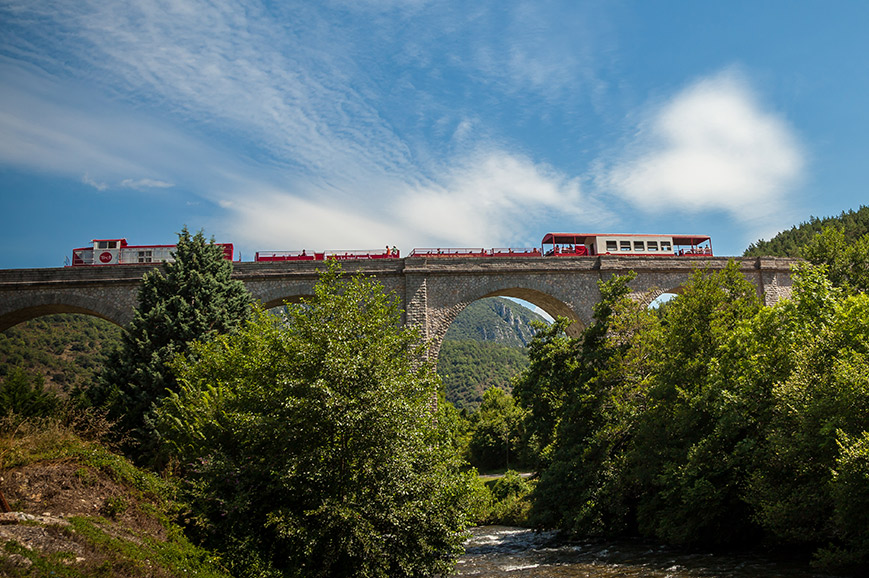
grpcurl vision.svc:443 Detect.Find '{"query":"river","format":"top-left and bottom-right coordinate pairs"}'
top-left (455, 526), bottom-right (837, 577)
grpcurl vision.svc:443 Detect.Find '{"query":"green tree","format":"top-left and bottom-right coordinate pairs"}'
top-left (519, 273), bottom-right (638, 531)
top-left (802, 226), bottom-right (869, 293)
top-left (468, 387), bottom-right (526, 471)
top-left (93, 227), bottom-right (250, 463)
top-left (157, 262), bottom-right (472, 578)
top-left (748, 280), bottom-right (869, 560)
top-left (512, 317), bottom-right (578, 468)
top-left (0, 367), bottom-right (59, 420)
top-left (625, 261), bottom-right (762, 545)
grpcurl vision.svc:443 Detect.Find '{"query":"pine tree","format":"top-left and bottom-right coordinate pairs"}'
top-left (94, 227), bottom-right (250, 463)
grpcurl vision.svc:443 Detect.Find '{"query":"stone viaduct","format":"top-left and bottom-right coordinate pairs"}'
top-left (0, 255), bottom-right (799, 360)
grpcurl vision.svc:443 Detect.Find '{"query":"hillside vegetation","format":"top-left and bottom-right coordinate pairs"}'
top-left (444, 297), bottom-right (544, 347)
top-left (438, 297), bottom-right (547, 410)
top-left (0, 315), bottom-right (121, 397)
top-left (0, 418), bottom-right (231, 577)
top-left (744, 205), bottom-right (869, 257)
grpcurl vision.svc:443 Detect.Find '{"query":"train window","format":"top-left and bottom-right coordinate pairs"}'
top-left (606, 240), bottom-right (617, 252)
top-left (97, 241), bottom-right (118, 249)
top-left (620, 241), bottom-right (631, 251)
top-left (634, 241), bottom-right (644, 251)
top-left (137, 250), bottom-right (152, 263)
top-left (661, 241), bottom-right (672, 251)
top-left (648, 241), bottom-right (658, 251)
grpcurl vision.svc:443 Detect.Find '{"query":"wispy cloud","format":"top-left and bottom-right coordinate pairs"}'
top-left (397, 149), bottom-right (610, 247)
top-left (120, 178), bottom-right (174, 191)
top-left (604, 69), bottom-right (805, 222)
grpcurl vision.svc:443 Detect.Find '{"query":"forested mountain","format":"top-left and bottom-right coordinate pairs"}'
top-left (744, 204), bottom-right (869, 256)
top-left (438, 297), bottom-right (547, 411)
top-left (443, 297), bottom-right (545, 347)
top-left (0, 314), bottom-right (121, 396)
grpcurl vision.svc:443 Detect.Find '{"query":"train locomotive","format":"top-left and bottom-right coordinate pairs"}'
top-left (70, 238), bottom-right (234, 266)
top-left (68, 233), bottom-right (712, 266)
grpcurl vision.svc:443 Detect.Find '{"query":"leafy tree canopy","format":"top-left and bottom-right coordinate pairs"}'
top-left (157, 261), bottom-right (473, 578)
top-left (744, 205), bottom-right (869, 257)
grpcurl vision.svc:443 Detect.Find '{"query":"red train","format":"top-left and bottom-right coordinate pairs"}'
top-left (255, 247), bottom-right (399, 262)
top-left (68, 233), bottom-right (712, 266)
top-left (410, 233), bottom-right (712, 258)
top-left (540, 233), bottom-right (713, 257)
top-left (70, 238), bottom-right (233, 266)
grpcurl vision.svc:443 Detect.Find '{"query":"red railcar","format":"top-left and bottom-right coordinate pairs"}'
top-left (542, 233), bottom-right (713, 257)
top-left (409, 247), bottom-right (541, 257)
top-left (407, 234), bottom-right (712, 259)
top-left (69, 239), bottom-right (234, 266)
top-left (254, 247), bottom-right (400, 262)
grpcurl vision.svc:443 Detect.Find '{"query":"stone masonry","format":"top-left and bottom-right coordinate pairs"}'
top-left (0, 255), bottom-right (800, 362)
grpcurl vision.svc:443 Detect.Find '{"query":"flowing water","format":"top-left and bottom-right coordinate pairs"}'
top-left (455, 526), bottom-right (837, 578)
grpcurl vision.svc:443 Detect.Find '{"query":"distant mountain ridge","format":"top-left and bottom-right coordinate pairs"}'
top-left (438, 297), bottom-right (547, 411)
top-left (443, 297), bottom-right (546, 347)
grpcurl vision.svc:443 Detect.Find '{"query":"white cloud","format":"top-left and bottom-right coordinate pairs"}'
top-left (120, 178), bottom-right (174, 190)
top-left (216, 147), bottom-right (612, 256)
top-left (396, 149), bottom-right (610, 247)
top-left (0, 0), bottom-right (619, 256)
top-left (605, 69), bottom-right (804, 221)
top-left (81, 173), bottom-right (108, 191)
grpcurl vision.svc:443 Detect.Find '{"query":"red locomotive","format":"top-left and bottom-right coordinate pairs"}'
top-left (70, 238), bottom-right (233, 266)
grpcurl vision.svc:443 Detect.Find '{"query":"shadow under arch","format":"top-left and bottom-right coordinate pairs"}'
top-left (260, 294), bottom-right (314, 311)
top-left (0, 301), bottom-right (128, 333)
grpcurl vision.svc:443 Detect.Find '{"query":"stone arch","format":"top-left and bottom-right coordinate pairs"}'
top-left (258, 293), bottom-right (315, 310)
top-left (628, 284), bottom-right (688, 309)
top-left (425, 285), bottom-right (584, 364)
top-left (244, 279), bottom-right (320, 311)
top-left (0, 295), bottom-right (130, 333)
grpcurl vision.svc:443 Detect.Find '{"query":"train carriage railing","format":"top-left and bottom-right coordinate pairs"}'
top-left (409, 247), bottom-right (540, 257)
top-left (255, 249), bottom-right (399, 262)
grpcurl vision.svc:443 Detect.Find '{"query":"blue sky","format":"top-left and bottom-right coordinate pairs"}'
top-left (1, 0), bottom-right (867, 269)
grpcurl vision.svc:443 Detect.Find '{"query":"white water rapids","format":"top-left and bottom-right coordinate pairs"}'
top-left (454, 526), bottom-right (837, 577)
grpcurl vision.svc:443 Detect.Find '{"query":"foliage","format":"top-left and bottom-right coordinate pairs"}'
top-left (157, 262), bottom-right (473, 578)
top-left (467, 387), bottom-right (527, 471)
top-left (0, 417), bottom-right (230, 578)
top-left (624, 262), bottom-right (763, 545)
top-left (513, 247), bottom-right (869, 571)
top-left (463, 471), bottom-right (535, 527)
top-left (0, 314), bottom-right (122, 396)
top-left (748, 286), bottom-right (869, 564)
top-left (511, 317), bottom-right (580, 469)
top-left (519, 272), bottom-right (639, 533)
top-left (91, 227), bottom-right (251, 464)
top-left (438, 339), bottom-right (530, 411)
top-left (802, 226), bottom-right (869, 293)
top-left (743, 204), bottom-right (869, 257)
top-left (0, 367), bottom-right (61, 420)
